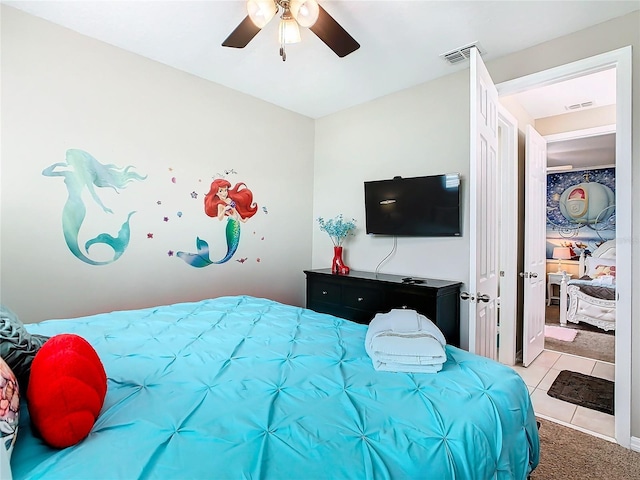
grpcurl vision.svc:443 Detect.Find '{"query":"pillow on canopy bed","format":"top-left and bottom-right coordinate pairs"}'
top-left (585, 257), bottom-right (616, 279)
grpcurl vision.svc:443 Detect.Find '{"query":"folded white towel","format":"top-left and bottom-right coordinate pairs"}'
top-left (365, 309), bottom-right (447, 373)
top-left (366, 309), bottom-right (446, 347)
top-left (373, 361), bottom-right (443, 374)
top-left (372, 337), bottom-right (446, 365)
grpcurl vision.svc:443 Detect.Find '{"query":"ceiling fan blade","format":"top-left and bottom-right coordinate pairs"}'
top-left (222, 15), bottom-right (262, 49)
top-left (309, 5), bottom-right (360, 58)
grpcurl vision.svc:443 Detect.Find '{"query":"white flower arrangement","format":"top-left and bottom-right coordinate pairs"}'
top-left (317, 214), bottom-right (356, 247)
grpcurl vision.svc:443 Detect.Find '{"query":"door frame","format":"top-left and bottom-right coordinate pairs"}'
top-left (496, 46), bottom-right (632, 448)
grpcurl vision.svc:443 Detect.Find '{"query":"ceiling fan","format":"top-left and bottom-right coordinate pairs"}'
top-left (222, 0), bottom-right (360, 61)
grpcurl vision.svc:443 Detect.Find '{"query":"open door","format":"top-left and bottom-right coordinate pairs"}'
top-left (522, 125), bottom-right (547, 366)
top-left (467, 48), bottom-right (499, 359)
top-left (497, 108), bottom-right (519, 366)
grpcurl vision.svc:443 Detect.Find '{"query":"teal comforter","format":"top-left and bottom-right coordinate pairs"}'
top-left (13, 296), bottom-right (539, 479)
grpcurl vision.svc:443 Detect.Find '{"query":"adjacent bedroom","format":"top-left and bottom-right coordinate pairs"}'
top-left (544, 129), bottom-right (616, 432)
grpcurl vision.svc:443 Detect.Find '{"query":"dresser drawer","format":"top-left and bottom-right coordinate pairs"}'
top-left (342, 285), bottom-right (381, 311)
top-left (388, 291), bottom-right (436, 319)
top-left (308, 301), bottom-right (349, 320)
top-left (308, 280), bottom-right (341, 304)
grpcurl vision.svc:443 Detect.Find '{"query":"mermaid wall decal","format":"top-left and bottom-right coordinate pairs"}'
top-left (42, 149), bottom-right (147, 266)
top-left (177, 178), bottom-right (258, 268)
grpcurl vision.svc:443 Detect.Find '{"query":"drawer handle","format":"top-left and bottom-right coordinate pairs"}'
top-left (357, 297), bottom-right (364, 302)
top-left (322, 290), bottom-right (328, 295)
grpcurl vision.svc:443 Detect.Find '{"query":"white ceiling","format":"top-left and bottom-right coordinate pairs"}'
top-left (3, 0), bottom-right (638, 119)
top-left (506, 68), bottom-right (617, 120)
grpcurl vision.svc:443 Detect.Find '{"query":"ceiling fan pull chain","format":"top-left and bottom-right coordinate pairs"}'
top-left (280, 42), bottom-right (287, 61)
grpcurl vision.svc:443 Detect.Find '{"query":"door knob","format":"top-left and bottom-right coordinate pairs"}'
top-left (477, 294), bottom-right (490, 303)
top-left (460, 291), bottom-right (475, 301)
top-left (519, 272), bottom-right (538, 278)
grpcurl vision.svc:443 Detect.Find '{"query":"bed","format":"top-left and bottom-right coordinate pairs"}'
top-left (9, 296), bottom-right (539, 479)
top-left (560, 239), bottom-right (616, 331)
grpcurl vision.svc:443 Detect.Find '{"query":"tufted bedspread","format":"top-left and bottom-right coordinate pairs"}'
top-left (13, 296), bottom-right (539, 479)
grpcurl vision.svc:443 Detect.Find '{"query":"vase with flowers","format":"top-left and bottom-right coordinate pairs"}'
top-left (317, 214), bottom-right (356, 275)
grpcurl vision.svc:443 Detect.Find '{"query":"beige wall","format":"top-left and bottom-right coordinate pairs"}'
top-left (536, 105), bottom-right (616, 136)
top-left (0, 6), bottom-right (315, 322)
top-left (313, 71), bottom-right (471, 347)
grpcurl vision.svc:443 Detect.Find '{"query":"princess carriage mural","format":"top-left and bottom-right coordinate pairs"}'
top-left (546, 168), bottom-right (615, 259)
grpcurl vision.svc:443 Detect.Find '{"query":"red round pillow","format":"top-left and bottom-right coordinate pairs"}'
top-left (27, 334), bottom-right (107, 448)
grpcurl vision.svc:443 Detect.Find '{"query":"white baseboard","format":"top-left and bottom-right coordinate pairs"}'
top-left (537, 415), bottom-right (640, 451)
top-left (536, 414), bottom-right (616, 443)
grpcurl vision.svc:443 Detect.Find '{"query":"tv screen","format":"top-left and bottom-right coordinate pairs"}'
top-left (364, 173), bottom-right (461, 237)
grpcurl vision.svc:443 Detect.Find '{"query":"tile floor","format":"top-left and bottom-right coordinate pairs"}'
top-left (511, 349), bottom-right (615, 439)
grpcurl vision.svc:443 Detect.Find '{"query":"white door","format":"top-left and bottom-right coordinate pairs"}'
top-left (497, 108), bottom-right (519, 366)
top-left (522, 125), bottom-right (547, 366)
top-left (468, 48), bottom-right (499, 359)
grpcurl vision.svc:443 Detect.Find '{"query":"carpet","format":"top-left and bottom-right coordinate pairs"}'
top-left (545, 305), bottom-right (614, 363)
top-left (544, 325), bottom-right (577, 342)
top-left (531, 418), bottom-right (640, 480)
top-left (547, 370), bottom-right (614, 415)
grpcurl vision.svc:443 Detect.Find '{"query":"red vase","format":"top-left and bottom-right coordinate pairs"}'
top-left (332, 246), bottom-right (350, 275)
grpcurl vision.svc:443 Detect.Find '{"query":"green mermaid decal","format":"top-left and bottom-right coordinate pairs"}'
top-left (177, 178), bottom-right (257, 267)
top-left (42, 149), bottom-right (147, 266)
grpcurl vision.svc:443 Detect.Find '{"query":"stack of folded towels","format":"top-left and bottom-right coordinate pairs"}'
top-left (365, 309), bottom-right (447, 373)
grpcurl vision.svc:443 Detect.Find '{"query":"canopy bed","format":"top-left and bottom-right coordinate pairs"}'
top-left (5, 296), bottom-right (539, 479)
top-left (560, 239), bottom-right (616, 331)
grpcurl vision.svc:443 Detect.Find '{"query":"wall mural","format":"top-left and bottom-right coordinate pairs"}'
top-left (176, 178), bottom-right (258, 268)
top-left (43, 151), bottom-right (264, 268)
top-left (546, 167), bottom-right (615, 258)
top-left (42, 149), bottom-right (147, 265)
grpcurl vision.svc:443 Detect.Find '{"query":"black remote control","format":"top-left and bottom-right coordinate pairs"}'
top-left (402, 277), bottom-right (425, 284)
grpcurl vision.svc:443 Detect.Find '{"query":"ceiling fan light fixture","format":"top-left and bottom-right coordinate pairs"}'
top-left (224, 0), bottom-right (360, 60)
top-left (279, 16), bottom-right (301, 44)
top-left (247, 0), bottom-right (277, 28)
top-left (290, 0), bottom-right (319, 28)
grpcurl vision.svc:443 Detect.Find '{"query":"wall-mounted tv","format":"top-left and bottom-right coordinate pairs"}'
top-left (364, 173), bottom-right (461, 237)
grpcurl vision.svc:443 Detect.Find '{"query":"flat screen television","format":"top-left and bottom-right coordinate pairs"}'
top-left (364, 173), bottom-right (461, 237)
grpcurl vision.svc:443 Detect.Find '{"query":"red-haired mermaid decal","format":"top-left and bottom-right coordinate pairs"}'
top-left (177, 179), bottom-right (258, 267)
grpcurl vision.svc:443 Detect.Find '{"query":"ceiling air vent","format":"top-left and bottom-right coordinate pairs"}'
top-left (565, 101), bottom-right (595, 111)
top-left (440, 42), bottom-right (484, 65)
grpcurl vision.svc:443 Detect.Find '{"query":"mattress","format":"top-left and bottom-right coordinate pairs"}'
top-left (12, 296), bottom-right (539, 479)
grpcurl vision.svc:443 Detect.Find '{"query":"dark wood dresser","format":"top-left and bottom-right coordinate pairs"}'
top-left (304, 269), bottom-right (462, 347)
